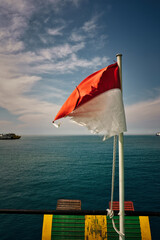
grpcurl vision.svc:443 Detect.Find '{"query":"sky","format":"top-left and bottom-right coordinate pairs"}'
top-left (0, 0), bottom-right (160, 136)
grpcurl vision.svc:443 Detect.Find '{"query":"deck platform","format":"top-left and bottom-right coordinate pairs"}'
top-left (42, 200), bottom-right (152, 240)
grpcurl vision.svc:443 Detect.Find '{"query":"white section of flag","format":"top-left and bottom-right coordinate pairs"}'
top-left (69, 89), bottom-right (127, 139)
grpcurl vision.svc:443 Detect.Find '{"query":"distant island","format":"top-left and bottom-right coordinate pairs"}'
top-left (0, 133), bottom-right (21, 140)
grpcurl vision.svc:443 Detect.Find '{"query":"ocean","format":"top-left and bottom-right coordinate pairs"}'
top-left (0, 135), bottom-right (160, 239)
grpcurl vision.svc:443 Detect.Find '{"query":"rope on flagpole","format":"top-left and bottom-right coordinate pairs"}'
top-left (106, 135), bottom-right (125, 238)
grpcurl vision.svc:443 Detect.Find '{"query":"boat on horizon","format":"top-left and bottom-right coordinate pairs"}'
top-left (156, 132), bottom-right (160, 136)
top-left (0, 133), bottom-right (21, 140)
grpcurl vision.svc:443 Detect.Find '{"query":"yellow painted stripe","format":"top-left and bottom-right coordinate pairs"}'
top-left (41, 214), bottom-right (53, 240)
top-left (85, 215), bottom-right (107, 240)
top-left (139, 216), bottom-right (152, 240)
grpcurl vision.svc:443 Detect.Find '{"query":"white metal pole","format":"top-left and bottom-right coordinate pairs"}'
top-left (116, 53), bottom-right (125, 240)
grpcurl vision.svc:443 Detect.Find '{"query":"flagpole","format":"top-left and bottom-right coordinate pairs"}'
top-left (116, 53), bottom-right (125, 240)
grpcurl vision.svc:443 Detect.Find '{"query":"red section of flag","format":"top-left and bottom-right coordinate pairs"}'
top-left (54, 62), bottom-right (120, 122)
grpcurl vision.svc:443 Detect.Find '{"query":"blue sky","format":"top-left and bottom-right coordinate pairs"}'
top-left (0, 0), bottom-right (160, 135)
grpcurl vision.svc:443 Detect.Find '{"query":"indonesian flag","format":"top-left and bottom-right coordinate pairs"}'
top-left (53, 62), bottom-right (127, 139)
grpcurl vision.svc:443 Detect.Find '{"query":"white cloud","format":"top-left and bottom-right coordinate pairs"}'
top-left (0, 39), bottom-right (108, 75)
top-left (0, 120), bottom-right (12, 125)
top-left (0, 42), bottom-right (109, 134)
top-left (0, 70), bottom-right (60, 131)
top-left (82, 16), bottom-right (97, 33)
top-left (125, 97), bottom-right (160, 133)
top-left (31, 54), bottom-right (109, 74)
top-left (47, 26), bottom-right (65, 36)
top-left (69, 15), bottom-right (105, 45)
top-left (0, 0), bottom-right (34, 16)
top-left (47, 0), bottom-right (81, 10)
top-left (35, 85), bottom-right (70, 101)
top-left (66, 54), bottom-right (109, 70)
top-left (0, 39), bottom-right (24, 53)
top-left (0, 0), bottom-right (34, 53)
top-left (0, 1), bottom-right (110, 134)
top-left (39, 42), bottom-right (85, 60)
top-left (70, 32), bottom-right (85, 42)
top-left (68, 0), bottom-right (80, 7)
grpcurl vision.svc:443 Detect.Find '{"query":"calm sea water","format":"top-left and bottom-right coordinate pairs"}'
top-left (0, 135), bottom-right (160, 239)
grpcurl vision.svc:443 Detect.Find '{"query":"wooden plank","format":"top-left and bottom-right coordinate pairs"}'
top-left (109, 201), bottom-right (135, 211)
top-left (56, 199), bottom-right (81, 210)
top-left (139, 216), bottom-right (152, 240)
top-left (41, 214), bottom-right (53, 240)
top-left (85, 215), bottom-right (107, 240)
